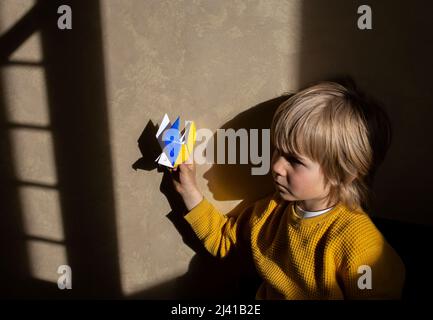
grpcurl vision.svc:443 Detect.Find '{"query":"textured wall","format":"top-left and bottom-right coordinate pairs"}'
top-left (1, 0), bottom-right (432, 299)
top-left (101, 0), bottom-right (301, 297)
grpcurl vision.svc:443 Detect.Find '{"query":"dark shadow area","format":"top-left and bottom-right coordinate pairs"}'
top-left (372, 217), bottom-right (433, 301)
top-left (132, 120), bottom-right (161, 171)
top-left (204, 95), bottom-right (289, 203)
top-left (298, 0), bottom-right (433, 225)
top-left (128, 253), bottom-right (261, 300)
top-left (299, 0), bottom-right (433, 300)
top-left (0, 0), bottom-right (121, 298)
top-left (38, 0), bottom-right (121, 298)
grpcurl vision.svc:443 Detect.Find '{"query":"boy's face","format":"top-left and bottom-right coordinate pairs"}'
top-left (271, 149), bottom-right (331, 209)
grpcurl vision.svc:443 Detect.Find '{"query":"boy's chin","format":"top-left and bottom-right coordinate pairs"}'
top-left (280, 193), bottom-right (296, 201)
top-left (276, 188), bottom-right (297, 201)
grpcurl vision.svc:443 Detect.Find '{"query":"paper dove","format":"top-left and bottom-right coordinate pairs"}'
top-left (155, 114), bottom-right (196, 168)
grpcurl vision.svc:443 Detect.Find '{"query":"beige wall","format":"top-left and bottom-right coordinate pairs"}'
top-left (101, 0), bottom-right (302, 297)
top-left (1, 0), bottom-right (432, 298)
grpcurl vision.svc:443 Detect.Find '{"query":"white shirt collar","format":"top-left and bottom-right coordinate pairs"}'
top-left (294, 202), bottom-right (335, 218)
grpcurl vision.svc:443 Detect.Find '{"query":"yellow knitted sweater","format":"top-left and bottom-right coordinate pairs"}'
top-left (184, 191), bottom-right (405, 300)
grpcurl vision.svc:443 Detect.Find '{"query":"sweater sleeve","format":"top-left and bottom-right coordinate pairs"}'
top-left (183, 197), bottom-right (256, 258)
top-left (339, 239), bottom-right (406, 300)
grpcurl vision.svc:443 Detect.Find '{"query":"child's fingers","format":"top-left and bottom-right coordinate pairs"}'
top-left (173, 163), bottom-right (195, 176)
top-left (184, 156), bottom-right (195, 165)
top-left (184, 163), bottom-right (195, 172)
top-left (184, 159), bottom-right (195, 168)
top-left (178, 163), bottom-right (189, 170)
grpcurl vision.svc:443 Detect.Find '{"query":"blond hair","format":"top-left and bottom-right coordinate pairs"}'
top-left (271, 80), bottom-right (391, 211)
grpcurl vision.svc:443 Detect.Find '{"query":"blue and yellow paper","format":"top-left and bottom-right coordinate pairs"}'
top-left (155, 114), bottom-right (196, 168)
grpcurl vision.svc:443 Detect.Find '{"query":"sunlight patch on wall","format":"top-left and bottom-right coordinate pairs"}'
top-left (20, 186), bottom-right (64, 242)
top-left (0, 0), bottom-right (36, 34)
top-left (9, 129), bottom-right (57, 185)
top-left (27, 240), bottom-right (68, 284)
top-left (9, 31), bottom-right (43, 63)
top-left (2, 66), bottom-right (50, 127)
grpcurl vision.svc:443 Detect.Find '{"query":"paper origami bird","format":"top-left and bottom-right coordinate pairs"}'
top-left (155, 114), bottom-right (197, 168)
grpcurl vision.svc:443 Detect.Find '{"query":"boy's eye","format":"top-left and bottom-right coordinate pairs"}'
top-left (274, 149), bottom-right (305, 166)
top-left (287, 156), bottom-right (301, 164)
top-left (285, 155), bottom-right (304, 166)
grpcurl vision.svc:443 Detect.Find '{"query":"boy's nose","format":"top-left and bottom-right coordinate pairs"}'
top-left (272, 156), bottom-right (287, 177)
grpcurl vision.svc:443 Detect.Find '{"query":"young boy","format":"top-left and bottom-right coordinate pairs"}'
top-left (171, 81), bottom-right (405, 299)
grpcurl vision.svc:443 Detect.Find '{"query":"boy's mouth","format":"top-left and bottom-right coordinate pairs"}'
top-left (274, 180), bottom-right (288, 191)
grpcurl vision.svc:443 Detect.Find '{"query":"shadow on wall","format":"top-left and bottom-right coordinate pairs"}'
top-left (0, 0), bottom-right (121, 298)
top-left (135, 94), bottom-right (290, 203)
top-left (298, 1), bottom-right (433, 300)
top-left (133, 95), bottom-right (290, 298)
top-left (128, 168), bottom-right (261, 299)
top-left (203, 95), bottom-right (289, 203)
top-left (298, 0), bottom-right (433, 225)
top-left (2, 0), bottom-right (432, 300)
top-left (372, 217), bottom-right (433, 301)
